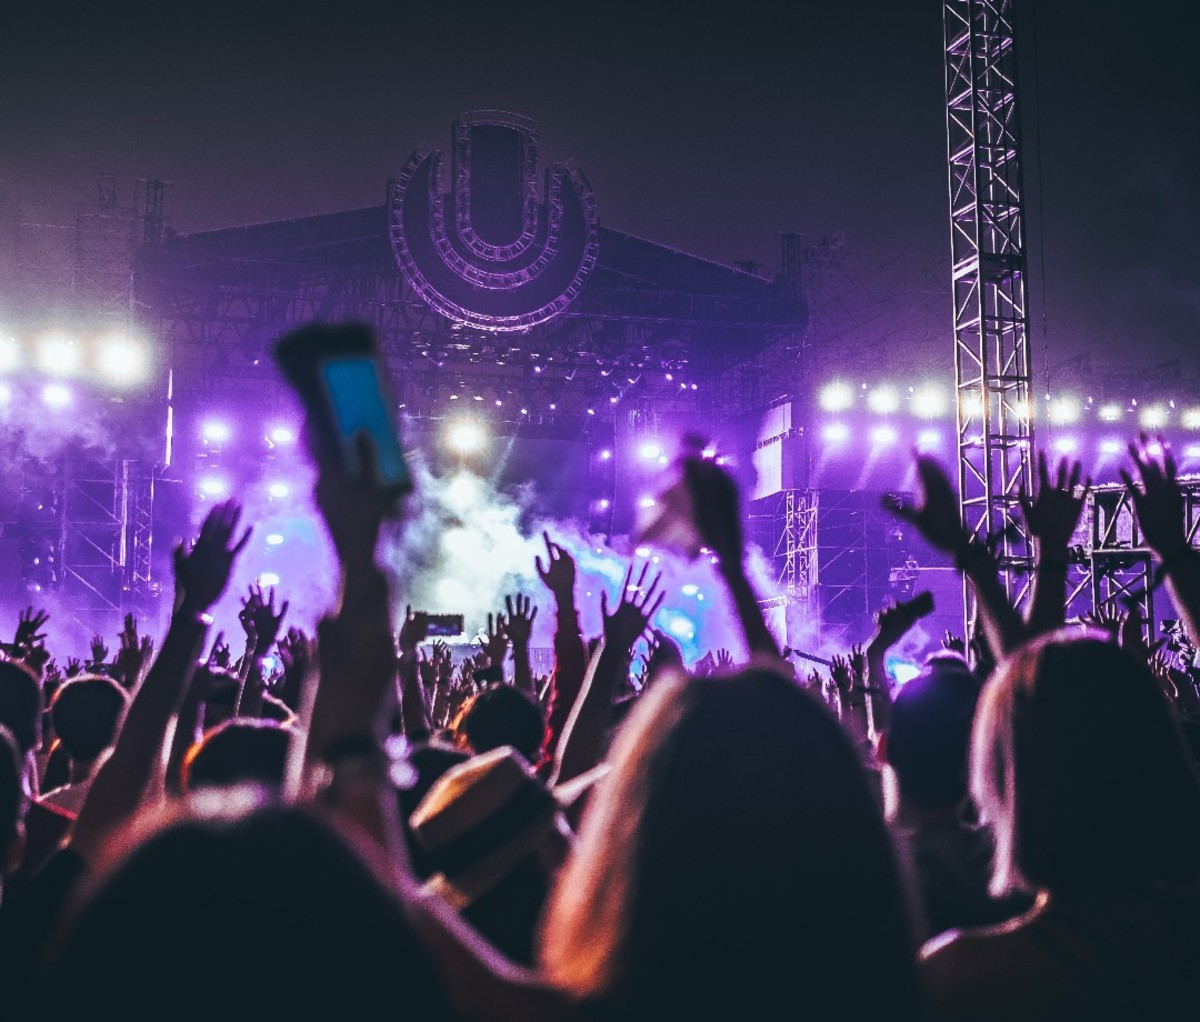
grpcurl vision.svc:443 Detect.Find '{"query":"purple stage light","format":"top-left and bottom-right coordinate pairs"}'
top-left (917, 429), bottom-right (941, 449)
top-left (447, 418), bottom-right (486, 454)
top-left (268, 482), bottom-right (290, 498)
top-left (870, 424), bottom-right (898, 446)
top-left (269, 426), bottom-right (296, 444)
top-left (598, 449), bottom-right (612, 461)
top-left (638, 441), bottom-right (662, 462)
top-left (1099, 439), bottom-right (1123, 455)
top-left (41, 383), bottom-right (71, 408)
top-left (867, 385), bottom-right (900, 415)
top-left (198, 477), bottom-right (227, 496)
top-left (258, 572), bottom-right (280, 587)
top-left (1140, 405), bottom-right (1168, 429)
top-left (823, 422), bottom-right (850, 443)
top-left (0, 335), bottom-right (20, 372)
top-left (911, 386), bottom-right (947, 419)
top-left (38, 332), bottom-right (81, 376)
top-left (202, 420), bottom-right (232, 443)
top-left (97, 333), bottom-right (147, 385)
top-left (819, 381), bottom-right (854, 412)
top-left (1052, 436), bottom-right (1078, 454)
top-left (266, 533), bottom-right (285, 546)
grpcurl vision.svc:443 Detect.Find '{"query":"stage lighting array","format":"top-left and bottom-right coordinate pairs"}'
top-left (0, 327), bottom-right (156, 388)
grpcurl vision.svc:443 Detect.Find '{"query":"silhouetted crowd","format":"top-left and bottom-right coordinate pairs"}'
top-left (2, 346), bottom-right (1199, 1021)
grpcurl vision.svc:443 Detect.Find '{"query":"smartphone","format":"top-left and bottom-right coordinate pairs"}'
top-left (424, 613), bottom-right (465, 637)
top-left (273, 323), bottom-right (413, 502)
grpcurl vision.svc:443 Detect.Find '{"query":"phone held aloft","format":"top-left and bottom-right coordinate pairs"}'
top-left (272, 323), bottom-right (413, 509)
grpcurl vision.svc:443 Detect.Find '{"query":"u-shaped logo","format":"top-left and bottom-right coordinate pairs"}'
top-left (389, 111), bottom-right (600, 332)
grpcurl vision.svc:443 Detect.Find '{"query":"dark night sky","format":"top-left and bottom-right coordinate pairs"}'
top-left (2, 1), bottom-right (1197, 377)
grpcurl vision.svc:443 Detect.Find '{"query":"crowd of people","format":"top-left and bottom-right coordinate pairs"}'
top-left (1, 352), bottom-right (1199, 1018)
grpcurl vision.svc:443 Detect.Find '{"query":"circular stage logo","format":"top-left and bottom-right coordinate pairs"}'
top-left (389, 111), bottom-right (599, 332)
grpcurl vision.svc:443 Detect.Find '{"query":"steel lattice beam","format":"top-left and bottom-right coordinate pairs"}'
top-left (943, 0), bottom-right (1036, 629)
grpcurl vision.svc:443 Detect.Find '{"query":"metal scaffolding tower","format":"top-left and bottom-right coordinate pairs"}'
top-left (942, 0), bottom-right (1036, 625)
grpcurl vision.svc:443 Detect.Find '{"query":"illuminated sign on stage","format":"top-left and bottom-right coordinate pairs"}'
top-left (389, 111), bottom-right (599, 332)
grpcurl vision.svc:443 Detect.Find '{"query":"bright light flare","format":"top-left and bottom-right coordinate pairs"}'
top-left (1099, 439), bottom-right (1123, 456)
top-left (911, 386), bottom-right (947, 419)
top-left (1052, 436), bottom-right (1079, 454)
top-left (822, 423), bottom-right (850, 443)
top-left (960, 392), bottom-right (985, 418)
top-left (269, 426), bottom-right (296, 444)
top-left (1140, 405), bottom-right (1169, 429)
top-left (447, 419), bottom-right (486, 454)
top-left (267, 482), bottom-right (290, 499)
top-left (1182, 409), bottom-right (1200, 430)
top-left (637, 441), bottom-right (662, 462)
top-left (870, 424), bottom-right (898, 446)
top-left (97, 333), bottom-right (148, 385)
top-left (0, 336), bottom-right (20, 372)
top-left (1048, 396), bottom-right (1081, 425)
top-left (819, 381), bottom-right (854, 412)
top-left (867, 385), bottom-right (899, 415)
top-left (198, 477), bottom-right (227, 496)
top-left (266, 533), bottom-right (285, 546)
top-left (258, 572), bottom-right (280, 587)
top-left (202, 420), bottom-right (232, 443)
top-left (1098, 403), bottom-right (1124, 423)
top-left (38, 332), bottom-right (82, 376)
top-left (41, 383), bottom-right (71, 408)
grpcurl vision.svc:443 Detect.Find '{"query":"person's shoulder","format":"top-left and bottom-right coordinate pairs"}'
top-left (919, 905), bottom-right (1048, 1021)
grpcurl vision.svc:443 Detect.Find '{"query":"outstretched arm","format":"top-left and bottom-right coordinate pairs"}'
top-left (71, 500), bottom-right (250, 862)
top-left (552, 561), bottom-right (664, 785)
top-left (1022, 452), bottom-right (1089, 639)
top-left (1122, 433), bottom-right (1200, 642)
top-left (683, 455), bottom-right (780, 658)
top-left (537, 532), bottom-right (587, 762)
top-left (885, 453), bottom-right (1025, 658)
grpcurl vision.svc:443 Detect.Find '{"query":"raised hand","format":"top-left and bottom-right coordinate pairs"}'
top-left (829, 654), bottom-right (853, 696)
top-left (478, 611), bottom-right (509, 666)
top-left (66, 656), bottom-right (83, 678)
top-left (883, 454), bottom-right (968, 556)
top-left (245, 582), bottom-right (289, 654)
top-left (870, 592), bottom-right (935, 653)
top-left (398, 604), bottom-right (431, 655)
top-left (113, 613), bottom-right (155, 688)
top-left (535, 531), bottom-right (577, 601)
top-left (693, 650), bottom-right (715, 678)
top-left (89, 633), bottom-right (110, 666)
top-left (601, 561), bottom-right (665, 655)
top-left (503, 593), bottom-right (538, 644)
top-left (1021, 451), bottom-right (1090, 550)
top-left (208, 631), bottom-right (231, 668)
top-left (13, 606), bottom-right (49, 655)
top-left (941, 631), bottom-right (966, 655)
top-left (681, 452), bottom-right (744, 565)
top-left (715, 647), bottom-right (735, 672)
top-left (173, 499), bottom-right (252, 615)
top-left (848, 644), bottom-right (866, 685)
top-left (1121, 433), bottom-right (1189, 558)
top-left (1081, 601), bottom-right (1123, 637)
